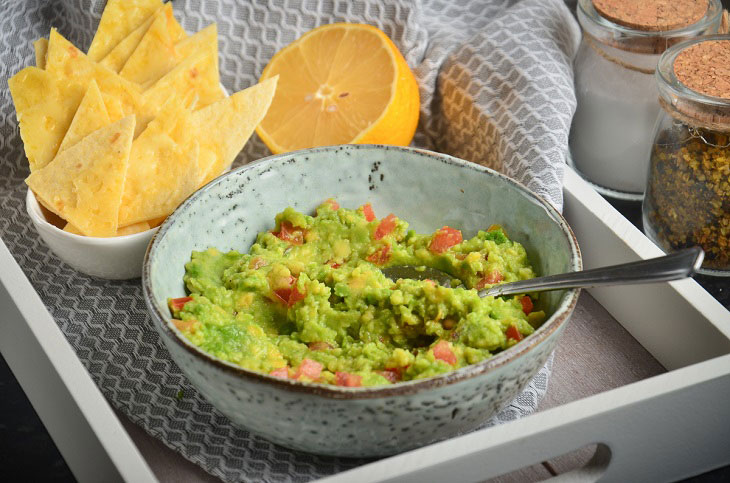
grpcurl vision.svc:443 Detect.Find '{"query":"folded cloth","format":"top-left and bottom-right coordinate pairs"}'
top-left (0, 0), bottom-right (579, 481)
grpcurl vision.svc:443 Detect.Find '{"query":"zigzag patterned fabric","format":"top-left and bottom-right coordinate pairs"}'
top-left (0, 0), bottom-right (579, 480)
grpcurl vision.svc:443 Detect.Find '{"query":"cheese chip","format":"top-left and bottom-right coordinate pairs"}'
top-left (26, 116), bottom-right (135, 237)
top-left (87, 0), bottom-right (162, 61)
top-left (120, 3), bottom-right (187, 85)
top-left (118, 102), bottom-right (200, 226)
top-left (138, 48), bottom-right (224, 130)
top-left (59, 79), bottom-right (110, 152)
top-left (8, 66), bottom-right (85, 171)
top-left (194, 76), bottom-right (278, 184)
top-left (99, 6), bottom-right (160, 73)
top-left (46, 29), bottom-right (142, 122)
top-left (34, 38), bottom-right (48, 69)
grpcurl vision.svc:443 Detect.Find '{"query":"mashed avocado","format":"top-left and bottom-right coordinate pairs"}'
top-left (170, 199), bottom-right (545, 387)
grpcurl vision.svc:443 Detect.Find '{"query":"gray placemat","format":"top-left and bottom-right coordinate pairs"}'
top-left (0, 0), bottom-right (579, 481)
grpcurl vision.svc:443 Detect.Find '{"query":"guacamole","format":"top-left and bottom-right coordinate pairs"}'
top-left (169, 199), bottom-right (545, 387)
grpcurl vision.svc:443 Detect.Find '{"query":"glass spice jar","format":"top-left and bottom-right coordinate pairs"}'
top-left (570, 0), bottom-right (725, 200)
top-left (643, 35), bottom-right (730, 276)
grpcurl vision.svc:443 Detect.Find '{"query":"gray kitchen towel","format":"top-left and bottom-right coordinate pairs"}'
top-left (0, 0), bottom-right (579, 481)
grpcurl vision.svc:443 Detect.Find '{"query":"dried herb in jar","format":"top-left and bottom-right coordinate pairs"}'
top-left (643, 36), bottom-right (730, 275)
top-left (645, 127), bottom-right (730, 270)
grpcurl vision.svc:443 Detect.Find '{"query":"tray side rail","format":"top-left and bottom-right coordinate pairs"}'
top-left (0, 239), bottom-right (157, 483)
top-left (318, 354), bottom-right (730, 483)
top-left (563, 167), bottom-right (730, 370)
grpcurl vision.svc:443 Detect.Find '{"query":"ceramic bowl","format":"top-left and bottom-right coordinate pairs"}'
top-left (143, 144), bottom-right (581, 457)
top-left (26, 188), bottom-right (157, 280)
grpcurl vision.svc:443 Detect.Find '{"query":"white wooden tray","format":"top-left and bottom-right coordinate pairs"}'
top-left (1, 166), bottom-right (728, 482)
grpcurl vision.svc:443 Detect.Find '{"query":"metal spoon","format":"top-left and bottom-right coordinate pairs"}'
top-left (381, 247), bottom-right (704, 297)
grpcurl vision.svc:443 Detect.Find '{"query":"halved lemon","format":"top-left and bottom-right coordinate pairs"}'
top-left (256, 23), bottom-right (420, 154)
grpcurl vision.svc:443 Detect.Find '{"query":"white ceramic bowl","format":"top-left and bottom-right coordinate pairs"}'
top-left (26, 188), bottom-right (157, 280)
top-left (143, 144), bottom-right (582, 457)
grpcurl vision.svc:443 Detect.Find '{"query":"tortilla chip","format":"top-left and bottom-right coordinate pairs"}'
top-left (58, 79), bottom-right (110, 152)
top-left (99, 6), bottom-right (160, 73)
top-left (34, 38), bottom-right (48, 69)
top-left (65, 220), bottom-right (151, 236)
top-left (101, 93), bottom-right (125, 122)
top-left (87, 0), bottom-right (162, 61)
top-left (194, 76), bottom-right (278, 184)
top-left (120, 3), bottom-right (187, 85)
top-left (8, 66), bottom-right (86, 171)
top-left (46, 29), bottom-right (142, 121)
top-left (62, 223), bottom-right (83, 235)
top-left (175, 23), bottom-right (217, 67)
top-left (116, 221), bottom-right (152, 235)
top-left (39, 201), bottom-right (67, 230)
top-left (146, 215), bottom-right (167, 228)
top-left (118, 102), bottom-right (200, 226)
top-left (26, 116), bottom-right (135, 237)
top-left (138, 48), bottom-right (224, 130)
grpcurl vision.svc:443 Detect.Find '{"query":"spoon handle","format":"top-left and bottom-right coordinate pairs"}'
top-left (479, 247), bottom-right (704, 298)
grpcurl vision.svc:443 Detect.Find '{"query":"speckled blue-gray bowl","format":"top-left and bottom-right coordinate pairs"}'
top-left (143, 144), bottom-right (581, 457)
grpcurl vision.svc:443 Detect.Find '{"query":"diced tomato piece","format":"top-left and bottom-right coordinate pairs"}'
top-left (327, 260), bottom-right (341, 269)
top-left (475, 270), bottom-right (504, 290)
top-left (335, 371), bottom-right (362, 387)
top-left (169, 297), bottom-right (192, 312)
top-left (289, 285), bottom-right (306, 305)
top-left (308, 341), bottom-right (333, 351)
top-left (374, 213), bottom-right (396, 240)
top-left (273, 288), bottom-right (291, 305)
top-left (270, 367), bottom-right (289, 378)
top-left (273, 277), bottom-right (306, 307)
top-left (433, 340), bottom-right (457, 365)
top-left (273, 220), bottom-right (306, 245)
top-left (521, 295), bottom-right (534, 315)
top-left (377, 368), bottom-right (401, 383)
top-left (506, 324), bottom-right (523, 342)
top-left (294, 359), bottom-right (323, 380)
top-left (249, 256), bottom-right (267, 270)
top-left (274, 287), bottom-right (306, 307)
top-left (486, 270), bottom-right (504, 284)
top-left (172, 318), bottom-right (198, 332)
top-left (366, 244), bottom-right (391, 265)
top-left (428, 226), bottom-right (463, 254)
top-left (323, 198), bottom-right (339, 211)
top-left (361, 203), bottom-right (376, 222)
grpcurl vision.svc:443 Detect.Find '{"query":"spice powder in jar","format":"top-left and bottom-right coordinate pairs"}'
top-left (570, 0), bottom-right (725, 200)
top-left (643, 36), bottom-right (730, 276)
